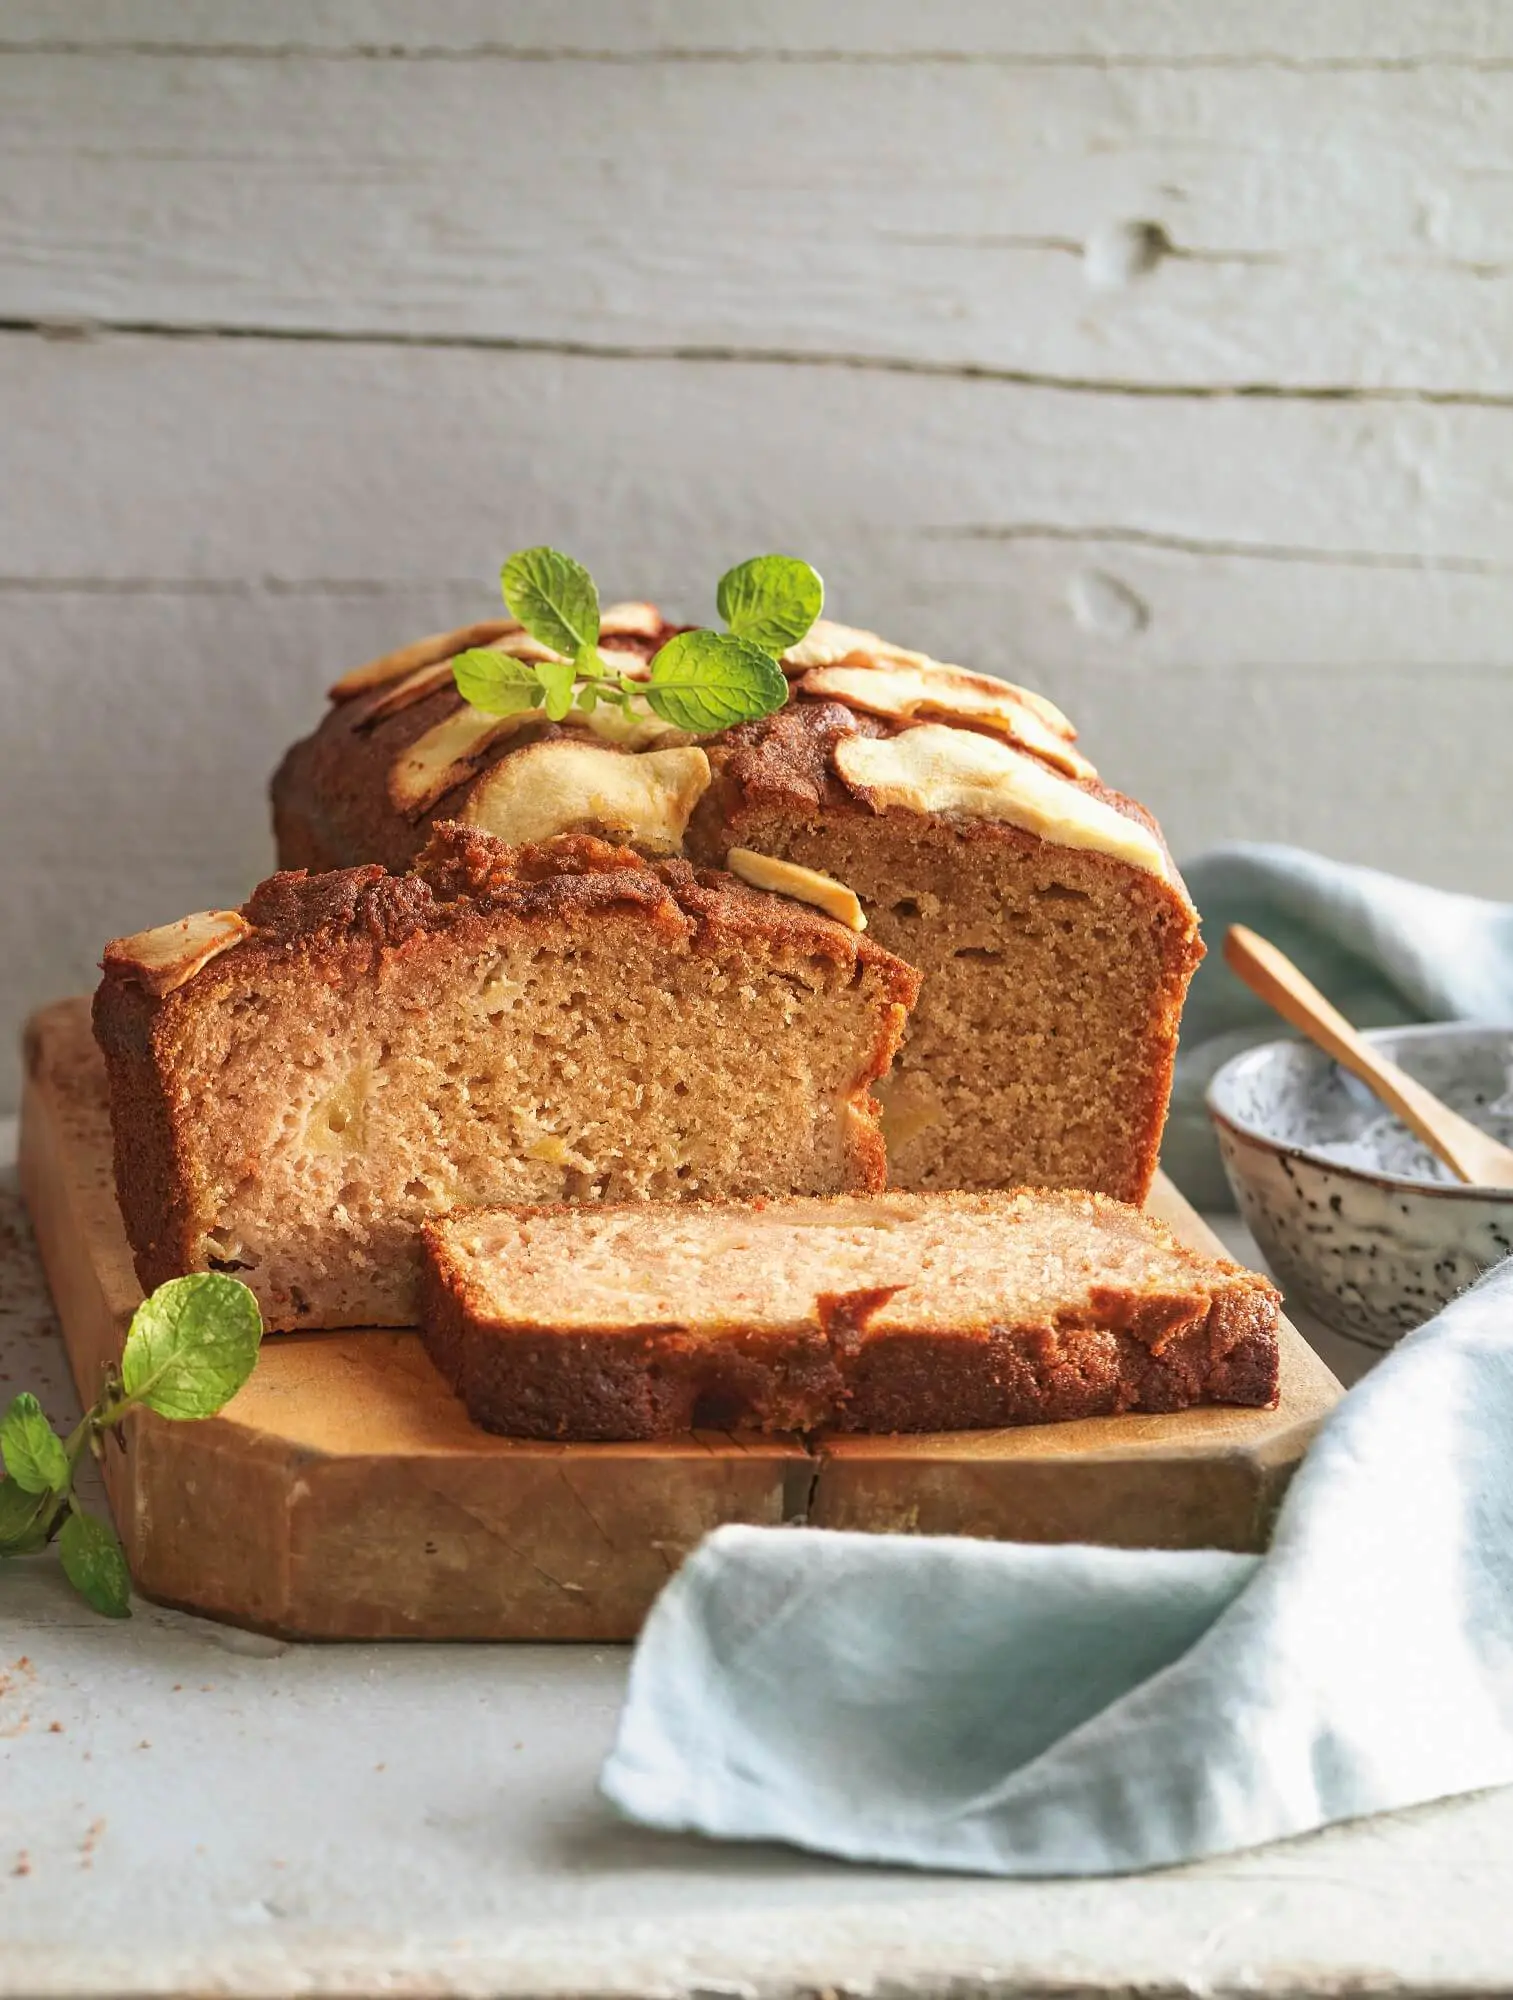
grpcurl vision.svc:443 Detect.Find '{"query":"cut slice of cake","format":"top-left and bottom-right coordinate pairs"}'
top-left (92, 826), bottom-right (920, 1331)
top-left (270, 610), bottom-right (1202, 1203)
top-left (420, 1190), bottom-right (1281, 1441)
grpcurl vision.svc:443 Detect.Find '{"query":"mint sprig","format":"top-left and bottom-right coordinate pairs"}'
top-left (716, 555), bottom-right (826, 657)
top-left (58, 1513), bottom-right (131, 1620)
top-left (644, 630), bottom-right (789, 733)
top-left (453, 547), bottom-right (823, 733)
top-left (453, 647), bottom-right (539, 717)
top-left (0, 1272), bottom-right (263, 1618)
top-left (0, 1393), bottom-right (68, 1493)
top-left (501, 547), bottom-right (601, 665)
top-left (120, 1272), bottom-right (263, 1420)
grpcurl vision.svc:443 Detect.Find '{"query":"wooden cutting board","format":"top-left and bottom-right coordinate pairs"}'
top-left (19, 999), bottom-right (1341, 1641)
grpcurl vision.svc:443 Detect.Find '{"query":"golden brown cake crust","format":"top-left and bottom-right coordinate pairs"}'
top-left (86, 976), bottom-right (195, 1300)
top-left (419, 1189), bottom-right (1281, 1442)
top-left (99, 824), bottom-right (917, 992)
top-left (691, 697), bottom-right (1185, 877)
top-left (93, 828), bottom-right (920, 1319)
top-left (270, 672), bottom-right (1183, 884)
top-left (271, 625), bottom-right (684, 874)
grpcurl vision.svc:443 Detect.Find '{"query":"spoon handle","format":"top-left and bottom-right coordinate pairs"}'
top-left (1223, 925), bottom-right (1511, 1187)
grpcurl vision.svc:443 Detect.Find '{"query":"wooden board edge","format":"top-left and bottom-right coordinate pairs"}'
top-left (17, 1065), bottom-right (141, 1561)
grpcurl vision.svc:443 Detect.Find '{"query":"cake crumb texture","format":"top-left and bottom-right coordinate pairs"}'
top-left (421, 1188), bottom-right (1282, 1440)
top-left (692, 701), bottom-right (1202, 1203)
top-left (92, 827), bottom-right (918, 1330)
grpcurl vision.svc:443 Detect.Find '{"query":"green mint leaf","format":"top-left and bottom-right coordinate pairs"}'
top-left (121, 1273), bottom-right (263, 1421)
top-left (0, 1475), bottom-right (57, 1555)
top-left (644, 630), bottom-right (790, 733)
top-left (577, 683), bottom-right (599, 714)
top-left (453, 647), bottom-right (541, 716)
top-left (0, 1393), bottom-right (68, 1494)
top-left (500, 548), bottom-right (600, 662)
top-left (716, 555), bottom-right (824, 656)
top-left (535, 655), bottom-right (578, 723)
top-left (575, 643), bottom-right (605, 682)
top-left (58, 1510), bottom-right (131, 1618)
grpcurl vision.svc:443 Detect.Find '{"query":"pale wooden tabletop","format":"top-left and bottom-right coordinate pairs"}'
top-left (2, 1123), bottom-right (1510, 2000)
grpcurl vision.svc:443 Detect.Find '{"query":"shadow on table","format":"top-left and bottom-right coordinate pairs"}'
top-left (542, 1795), bottom-right (886, 1880)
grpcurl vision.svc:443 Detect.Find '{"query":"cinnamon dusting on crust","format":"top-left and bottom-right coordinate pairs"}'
top-left (102, 827), bottom-right (908, 978)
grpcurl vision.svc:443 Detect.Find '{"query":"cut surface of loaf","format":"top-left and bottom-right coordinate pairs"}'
top-left (271, 610), bottom-right (1202, 1203)
top-left (93, 827), bottom-right (919, 1330)
top-left (688, 702), bottom-right (1202, 1202)
top-left (421, 1190), bottom-right (1281, 1441)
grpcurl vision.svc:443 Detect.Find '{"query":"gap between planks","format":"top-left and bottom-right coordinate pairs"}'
top-left (10, 41), bottom-right (1513, 72)
top-left (3, 321), bottom-right (1512, 413)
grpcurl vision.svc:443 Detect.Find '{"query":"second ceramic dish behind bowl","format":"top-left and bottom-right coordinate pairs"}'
top-left (1207, 1023), bottom-right (1513, 1351)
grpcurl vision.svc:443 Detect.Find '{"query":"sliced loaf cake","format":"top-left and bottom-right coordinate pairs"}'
top-left (271, 611), bottom-right (1202, 1202)
top-left (93, 826), bottom-right (919, 1330)
top-left (421, 1189), bottom-right (1282, 1440)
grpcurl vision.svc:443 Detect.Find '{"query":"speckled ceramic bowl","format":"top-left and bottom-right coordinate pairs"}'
top-left (1207, 1023), bottom-right (1513, 1352)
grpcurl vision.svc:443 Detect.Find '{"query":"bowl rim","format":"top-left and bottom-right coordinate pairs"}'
top-left (1205, 1022), bottom-right (1513, 1201)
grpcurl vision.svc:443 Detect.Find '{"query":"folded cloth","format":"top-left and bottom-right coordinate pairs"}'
top-left (601, 1261), bottom-right (1513, 1875)
top-left (1164, 843), bottom-right (1513, 1209)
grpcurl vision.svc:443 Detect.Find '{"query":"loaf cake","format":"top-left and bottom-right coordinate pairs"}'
top-left (272, 610), bottom-right (1203, 1202)
top-left (420, 1189), bottom-right (1282, 1441)
top-left (92, 826), bottom-right (919, 1330)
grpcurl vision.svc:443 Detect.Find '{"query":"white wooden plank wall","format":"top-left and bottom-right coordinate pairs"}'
top-left (3, 2), bottom-right (1512, 1106)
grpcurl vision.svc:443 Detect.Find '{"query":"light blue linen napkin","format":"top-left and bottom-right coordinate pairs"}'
top-left (1162, 843), bottom-right (1513, 1208)
top-left (601, 1260), bottom-right (1513, 1873)
top-left (604, 1264), bottom-right (1513, 1872)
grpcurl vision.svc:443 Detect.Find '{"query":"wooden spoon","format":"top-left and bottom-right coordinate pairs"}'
top-left (1223, 924), bottom-right (1513, 1188)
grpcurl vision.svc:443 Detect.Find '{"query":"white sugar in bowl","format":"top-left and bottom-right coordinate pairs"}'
top-left (1207, 1024), bottom-right (1513, 1352)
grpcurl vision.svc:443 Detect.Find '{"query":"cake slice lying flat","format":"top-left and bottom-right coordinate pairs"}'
top-left (93, 826), bottom-right (919, 1330)
top-left (420, 1190), bottom-right (1282, 1440)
